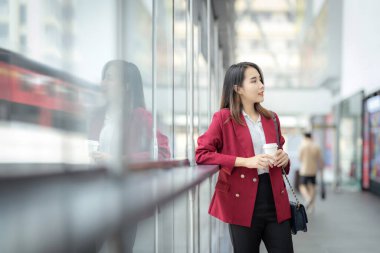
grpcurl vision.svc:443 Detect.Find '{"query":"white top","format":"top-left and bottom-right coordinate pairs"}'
top-left (242, 110), bottom-right (269, 174)
top-left (99, 110), bottom-right (118, 154)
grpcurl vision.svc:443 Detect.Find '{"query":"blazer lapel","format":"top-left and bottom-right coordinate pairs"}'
top-left (231, 114), bottom-right (255, 157)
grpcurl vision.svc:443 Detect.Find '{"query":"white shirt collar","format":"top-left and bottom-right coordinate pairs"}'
top-left (242, 110), bottom-right (261, 123)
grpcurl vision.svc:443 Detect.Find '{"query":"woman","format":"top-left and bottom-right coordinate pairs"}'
top-left (90, 60), bottom-right (171, 252)
top-left (195, 62), bottom-right (293, 253)
top-left (91, 60), bottom-right (170, 163)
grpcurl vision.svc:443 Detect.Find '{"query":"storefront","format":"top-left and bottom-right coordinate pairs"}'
top-left (334, 91), bottom-right (363, 190)
top-left (311, 114), bottom-right (335, 184)
top-left (363, 90), bottom-right (380, 195)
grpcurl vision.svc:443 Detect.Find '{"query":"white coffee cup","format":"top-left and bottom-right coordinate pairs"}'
top-left (263, 143), bottom-right (277, 165)
top-left (263, 143), bottom-right (278, 156)
top-left (87, 140), bottom-right (99, 153)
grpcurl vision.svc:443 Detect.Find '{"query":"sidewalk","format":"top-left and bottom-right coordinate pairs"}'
top-left (292, 188), bottom-right (380, 253)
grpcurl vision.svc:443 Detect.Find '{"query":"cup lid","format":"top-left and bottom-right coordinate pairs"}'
top-left (263, 143), bottom-right (277, 149)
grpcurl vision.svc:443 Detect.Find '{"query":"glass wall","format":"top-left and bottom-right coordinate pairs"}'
top-left (0, 0), bottom-right (230, 252)
top-left (336, 91), bottom-right (363, 190)
top-left (0, 0), bottom-right (223, 171)
top-left (173, 0), bottom-right (187, 159)
top-left (0, 0), bottom-right (116, 168)
top-left (363, 91), bottom-right (380, 195)
top-left (311, 114), bottom-right (335, 183)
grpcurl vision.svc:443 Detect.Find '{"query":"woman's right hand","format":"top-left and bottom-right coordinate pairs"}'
top-left (235, 154), bottom-right (274, 169)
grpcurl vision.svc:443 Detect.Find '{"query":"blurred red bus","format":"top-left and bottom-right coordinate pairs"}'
top-left (0, 48), bottom-right (102, 132)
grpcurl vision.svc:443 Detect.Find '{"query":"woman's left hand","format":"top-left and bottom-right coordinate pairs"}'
top-left (274, 149), bottom-right (289, 168)
top-left (91, 151), bottom-right (110, 163)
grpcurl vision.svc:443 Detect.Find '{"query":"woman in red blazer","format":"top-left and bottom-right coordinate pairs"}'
top-left (91, 60), bottom-right (170, 163)
top-left (196, 62), bottom-right (293, 253)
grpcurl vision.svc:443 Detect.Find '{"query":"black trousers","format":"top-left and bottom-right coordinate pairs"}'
top-left (229, 173), bottom-right (294, 253)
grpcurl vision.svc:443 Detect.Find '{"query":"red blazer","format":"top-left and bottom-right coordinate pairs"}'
top-left (195, 108), bottom-right (291, 227)
top-left (89, 107), bottom-right (171, 161)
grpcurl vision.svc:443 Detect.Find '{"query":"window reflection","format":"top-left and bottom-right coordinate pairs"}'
top-left (0, 0), bottom-right (229, 251)
top-left (0, 0), bottom-right (222, 168)
top-left (0, 48), bottom-right (103, 165)
top-left (90, 60), bottom-right (170, 165)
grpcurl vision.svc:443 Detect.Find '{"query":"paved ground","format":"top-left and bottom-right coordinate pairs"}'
top-left (132, 185), bottom-right (380, 253)
top-left (288, 188), bottom-right (380, 253)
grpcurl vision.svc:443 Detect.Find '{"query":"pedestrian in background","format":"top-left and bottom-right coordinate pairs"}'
top-left (298, 132), bottom-right (324, 213)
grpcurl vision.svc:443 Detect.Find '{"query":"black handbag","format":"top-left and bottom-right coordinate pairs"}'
top-left (272, 112), bottom-right (308, 235)
top-left (288, 201), bottom-right (308, 235)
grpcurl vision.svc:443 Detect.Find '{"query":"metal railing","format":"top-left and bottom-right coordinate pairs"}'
top-left (0, 163), bottom-right (233, 253)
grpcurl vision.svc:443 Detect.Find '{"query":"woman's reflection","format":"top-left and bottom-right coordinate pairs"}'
top-left (88, 60), bottom-right (171, 253)
top-left (91, 60), bottom-right (170, 164)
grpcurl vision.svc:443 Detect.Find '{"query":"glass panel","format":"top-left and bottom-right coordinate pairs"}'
top-left (0, 0), bottom-right (231, 252)
top-left (198, 54), bottom-right (208, 133)
top-left (367, 98), bottom-right (380, 184)
top-left (0, 0), bottom-right (116, 170)
top-left (0, 0), bottom-right (8, 16)
top-left (194, 0), bottom-right (210, 146)
top-left (93, 0), bottom-right (156, 168)
top-left (157, 202), bottom-right (174, 253)
top-left (193, 23), bottom-right (200, 146)
top-left (173, 0), bottom-right (187, 159)
top-left (155, 0), bottom-right (174, 160)
top-left (199, 179), bottom-right (211, 253)
top-left (133, 215), bottom-right (155, 252)
top-left (338, 92), bottom-right (363, 189)
top-left (99, 0), bottom-right (153, 166)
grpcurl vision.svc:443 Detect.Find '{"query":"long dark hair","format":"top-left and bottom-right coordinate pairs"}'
top-left (101, 60), bottom-right (146, 110)
top-left (220, 62), bottom-right (271, 124)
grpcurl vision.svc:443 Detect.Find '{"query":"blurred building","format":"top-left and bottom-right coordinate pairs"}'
top-left (0, 0), bottom-right (75, 69)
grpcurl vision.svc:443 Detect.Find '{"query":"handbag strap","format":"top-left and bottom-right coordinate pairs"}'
top-left (271, 112), bottom-right (300, 208)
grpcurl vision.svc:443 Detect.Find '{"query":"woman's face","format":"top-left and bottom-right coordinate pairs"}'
top-left (235, 66), bottom-right (264, 105)
top-left (101, 64), bottom-right (124, 101)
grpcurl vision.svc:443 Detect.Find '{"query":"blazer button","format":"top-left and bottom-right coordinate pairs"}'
top-left (235, 193), bottom-right (240, 198)
top-left (240, 174), bottom-right (245, 179)
top-left (252, 177), bottom-right (257, 183)
top-left (281, 190), bottom-right (285, 194)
